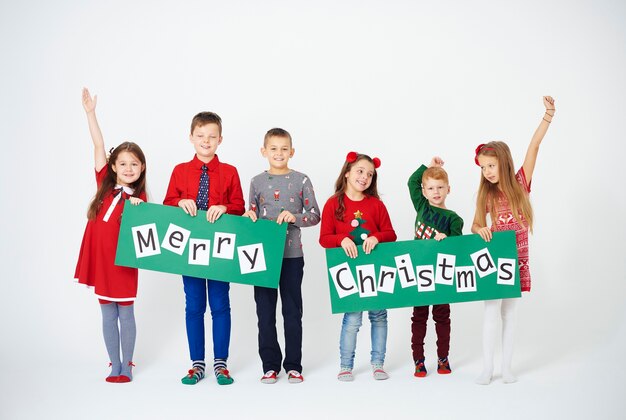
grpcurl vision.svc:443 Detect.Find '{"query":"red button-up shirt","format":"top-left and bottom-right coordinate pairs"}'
top-left (163, 154), bottom-right (245, 215)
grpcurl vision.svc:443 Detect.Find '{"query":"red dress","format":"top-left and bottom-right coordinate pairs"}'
top-left (74, 167), bottom-right (146, 301)
top-left (489, 168), bottom-right (532, 292)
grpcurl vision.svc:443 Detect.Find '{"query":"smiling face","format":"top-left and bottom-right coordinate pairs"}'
top-left (345, 158), bottom-right (375, 198)
top-left (422, 177), bottom-right (450, 208)
top-left (111, 151), bottom-right (144, 186)
top-left (262, 135), bottom-right (294, 174)
top-left (190, 123), bottom-right (222, 162)
top-left (477, 155), bottom-right (500, 184)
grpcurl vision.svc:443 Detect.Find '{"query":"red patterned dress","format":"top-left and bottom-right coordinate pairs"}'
top-left (74, 167), bottom-right (146, 301)
top-left (489, 168), bottom-right (532, 292)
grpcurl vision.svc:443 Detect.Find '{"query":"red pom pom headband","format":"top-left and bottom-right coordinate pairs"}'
top-left (346, 151), bottom-right (381, 168)
top-left (474, 144), bottom-right (494, 166)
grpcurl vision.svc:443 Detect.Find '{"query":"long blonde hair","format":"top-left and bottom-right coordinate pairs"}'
top-left (475, 141), bottom-right (533, 232)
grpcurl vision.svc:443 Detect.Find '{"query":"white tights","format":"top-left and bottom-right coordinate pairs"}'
top-left (476, 298), bottom-right (518, 385)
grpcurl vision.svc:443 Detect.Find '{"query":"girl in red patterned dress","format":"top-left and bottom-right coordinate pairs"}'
top-left (74, 88), bottom-right (147, 383)
top-left (471, 96), bottom-right (556, 384)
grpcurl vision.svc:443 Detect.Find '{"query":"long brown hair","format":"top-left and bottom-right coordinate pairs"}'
top-left (87, 142), bottom-right (147, 220)
top-left (475, 141), bottom-right (533, 231)
top-left (332, 153), bottom-right (379, 221)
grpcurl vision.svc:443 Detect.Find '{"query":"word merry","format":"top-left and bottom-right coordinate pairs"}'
top-left (131, 223), bottom-right (267, 274)
top-left (328, 248), bottom-right (516, 299)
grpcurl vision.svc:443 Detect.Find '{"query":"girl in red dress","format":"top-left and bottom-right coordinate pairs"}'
top-left (74, 88), bottom-right (147, 383)
top-left (471, 96), bottom-right (556, 384)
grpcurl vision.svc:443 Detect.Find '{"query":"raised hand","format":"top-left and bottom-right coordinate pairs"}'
top-left (543, 96), bottom-right (555, 113)
top-left (82, 87), bottom-right (97, 113)
top-left (82, 87), bottom-right (106, 171)
top-left (429, 156), bottom-right (444, 168)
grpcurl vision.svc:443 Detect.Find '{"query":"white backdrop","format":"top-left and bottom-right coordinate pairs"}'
top-left (1, 1), bottom-right (625, 419)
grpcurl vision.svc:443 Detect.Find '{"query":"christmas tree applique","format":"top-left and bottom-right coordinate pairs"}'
top-left (350, 210), bottom-right (369, 245)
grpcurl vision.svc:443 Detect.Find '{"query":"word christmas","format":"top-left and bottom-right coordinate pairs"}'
top-left (324, 231), bottom-right (521, 313)
top-left (115, 202), bottom-right (287, 288)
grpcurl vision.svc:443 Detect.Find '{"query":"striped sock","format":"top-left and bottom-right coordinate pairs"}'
top-left (193, 361), bottom-right (206, 378)
top-left (214, 358), bottom-right (234, 385)
top-left (213, 358), bottom-right (227, 377)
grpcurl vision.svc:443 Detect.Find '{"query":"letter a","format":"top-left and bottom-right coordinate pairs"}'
top-left (470, 248), bottom-right (496, 278)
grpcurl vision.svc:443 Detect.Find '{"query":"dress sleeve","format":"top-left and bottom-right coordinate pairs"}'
top-left (516, 167), bottom-right (531, 193)
top-left (95, 166), bottom-right (107, 187)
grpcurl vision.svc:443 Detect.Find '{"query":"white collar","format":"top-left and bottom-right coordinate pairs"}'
top-left (114, 184), bottom-right (135, 195)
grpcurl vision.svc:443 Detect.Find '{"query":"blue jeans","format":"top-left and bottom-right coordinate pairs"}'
top-left (182, 276), bottom-right (231, 361)
top-left (339, 310), bottom-right (387, 369)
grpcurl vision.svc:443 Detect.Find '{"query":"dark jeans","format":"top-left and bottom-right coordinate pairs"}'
top-left (411, 304), bottom-right (450, 361)
top-left (254, 257), bottom-right (304, 373)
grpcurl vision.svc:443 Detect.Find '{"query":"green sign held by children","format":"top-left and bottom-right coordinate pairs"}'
top-left (325, 231), bottom-right (521, 313)
top-left (115, 202), bottom-right (287, 288)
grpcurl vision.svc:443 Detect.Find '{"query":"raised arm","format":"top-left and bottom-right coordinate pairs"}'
top-left (522, 96), bottom-right (555, 183)
top-left (82, 87), bottom-right (107, 171)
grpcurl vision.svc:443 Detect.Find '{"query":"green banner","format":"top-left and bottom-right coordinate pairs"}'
top-left (325, 231), bottom-right (520, 313)
top-left (115, 202), bottom-right (287, 288)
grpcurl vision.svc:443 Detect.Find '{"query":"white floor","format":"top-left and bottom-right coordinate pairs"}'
top-left (2, 278), bottom-right (625, 420)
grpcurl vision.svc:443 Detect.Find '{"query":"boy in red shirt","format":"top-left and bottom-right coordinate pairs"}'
top-left (163, 112), bottom-right (245, 385)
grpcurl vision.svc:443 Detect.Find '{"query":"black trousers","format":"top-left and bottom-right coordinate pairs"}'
top-left (254, 257), bottom-right (304, 373)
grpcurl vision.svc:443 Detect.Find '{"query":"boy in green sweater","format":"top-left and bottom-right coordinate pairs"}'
top-left (407, 156), bottom-right (464, 377)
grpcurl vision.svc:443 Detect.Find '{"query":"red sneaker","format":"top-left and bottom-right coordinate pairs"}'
top-left (287, 370), bottom-right (304, 384)
top-left (261, 370), bottom-right (278, 384)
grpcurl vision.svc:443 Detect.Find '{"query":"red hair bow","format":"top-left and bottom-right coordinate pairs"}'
top-left (372, 157), bottom-right (381, 168)
top-left (474, 144), bottom-right (493, 166)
